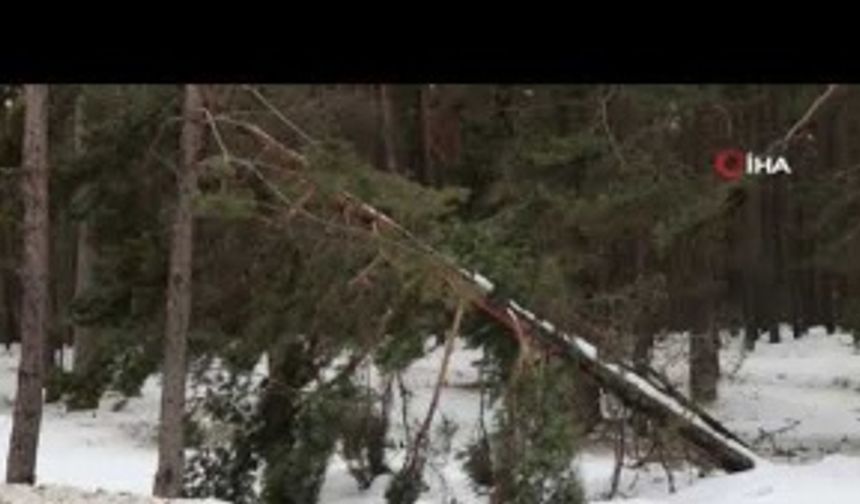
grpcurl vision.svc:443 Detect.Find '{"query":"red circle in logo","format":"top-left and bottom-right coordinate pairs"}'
top-left (713, 149), bottom-right (745, 181)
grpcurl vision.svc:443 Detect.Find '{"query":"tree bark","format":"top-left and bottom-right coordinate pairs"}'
top-left (0, 229), bottom-right (17, 349)
top-left (72, 222), bottom-right (95, 372)
top-left (6, 84), bottom-right (50, 484)
top-left (70, 91), bottom-right (100, 409)
top-left (742, 182), bottom-right (762, 351)
top-left (377, 84), bottom-right (398, 173)
top-left (690, 314), bottom-right (720, 403)
top-left (153, 84), bottom-right (203, 498)
top-left (416, 85), bottom-right (434, 185)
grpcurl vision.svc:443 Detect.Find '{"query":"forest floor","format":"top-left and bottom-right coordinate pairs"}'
top-left (0, 326), bottom-right (859, 503)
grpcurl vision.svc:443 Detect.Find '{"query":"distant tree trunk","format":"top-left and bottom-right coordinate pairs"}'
top-left (633, 331), bottom-right (655, 371)
top-left (153, 84), bottom-right (203, 498)
top-left (377, 84), bottom-right (398, 173)
top-left (788, 190), bottom-right (805, 339)
top-left (689, 241), bottom-right (720, 403)
top-left (42, 214), bottom-right (60, 404)
top-left (0, 256), bottom-right (6, 348)
top-left (819, 272), bottom-right (836, 334)
top-left (416, 85), bottom-right (434, 185)
top-left (6, 84), bottom-right (50, 484)
top-left (761, 182), bottom-right (781, 344)
top-left (72, 222), bottom-right (95, 369)
top-left (553, 88), bottom-right (571, 135)
top-left (70, 92), bottom-right (99, 410)
top-left (742, 183), bottom-right (761, 351)
top-left (0, 230), bottom-right (17, 349)
top-left (632, 234), bottom-right (654, 372)
top-left (690, 312), bottom-right (720, 403)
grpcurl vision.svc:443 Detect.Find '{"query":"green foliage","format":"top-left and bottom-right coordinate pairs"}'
top-left (490, 359), bottom-right (585, 504)
top-left (384, 468), bottom-right (427, 504)
top-left (304, 139), bottom-right (468, 231)
top-left (340, 385), bottom-right (391, 489)
top-left (260, 388), bottom-right (349, 504)
top-left (184, 368), bottom-right (263, 504)
top-left (461, 436), bottom-right (495, 490)
top-left (194, 190), bottom-right (258, 220)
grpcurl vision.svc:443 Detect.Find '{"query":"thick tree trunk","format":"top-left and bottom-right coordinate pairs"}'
top-left (6, 84), bottom-right (50, 484)
top-left (153, 84), bottom-right (203, 498)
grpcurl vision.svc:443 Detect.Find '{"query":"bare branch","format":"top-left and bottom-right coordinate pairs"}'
top-left (242, 85), bottom-right (319, 145)
top-left (769, 84), bottom-right (841, 153)
top-left (202, 107), bottom-right (233, 166)
top-left (402, 300), bottom-right (466, 476)
top-left (600, 85), bottom-right (630, 171)
top-left (214, 115), bottom-right (308, 166)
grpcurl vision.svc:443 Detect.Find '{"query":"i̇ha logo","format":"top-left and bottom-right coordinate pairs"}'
top-left (713, 149), bottom-right (792, 181)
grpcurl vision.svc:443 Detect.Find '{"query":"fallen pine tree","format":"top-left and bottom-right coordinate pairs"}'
top-left (207, 100), bottom-right (760, 474)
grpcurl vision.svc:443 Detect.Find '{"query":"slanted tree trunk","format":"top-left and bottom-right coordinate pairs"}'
top-left (6, 84), bottom-right (50, 484)
top-left (153, 84), bottom-right (203, 498)
top-left (217, 114), bottom-right (760, 475)
top-left (472, 292), bottom-right (757, 473)
top-left (340, 181), bottom-right (759, 473)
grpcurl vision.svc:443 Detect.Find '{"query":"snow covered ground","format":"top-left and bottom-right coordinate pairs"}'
top-left (0, 347), bottom-right (222, 502)
top-left (0, 484), bottom-right (224, 504)
top-left (1, 326), bottom-right (860, 502)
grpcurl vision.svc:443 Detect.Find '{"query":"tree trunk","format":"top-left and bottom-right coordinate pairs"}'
top-left (416, 85), bottom-right (434, 186)
top-left (72, 222), bottom-right (95, 372)
top-left (70, 92), bottom-right (100, 409)
top-left (742, 182), bottom-right (761, 351)
top-left (632, 236), bottom-right (655, 378)
top-left (377, 84), bottom-right (398, 173)
top-left (42, 210), bottom-right (60, 404)
top-left (473, 292), bottom-right (757, 473)
top-left (819, 272), bottom-right (836, 334)
top-left (153, 84), bottom-right (203, 498)
top-left (690, 313), bottom-right (720, 403)
top-left (6, 84), bottom-right (50, 484)
top-left (0, 229), bottom-right (17, 349)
